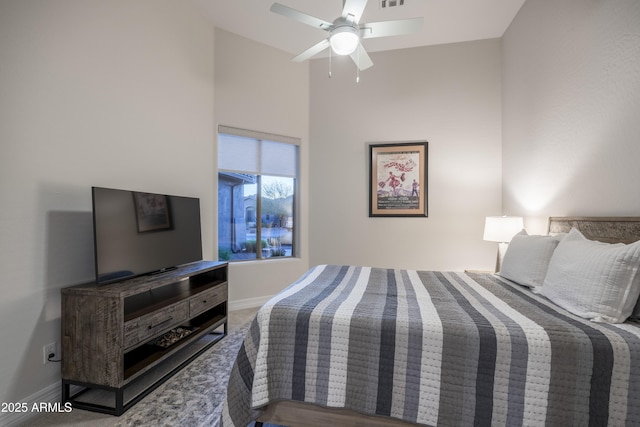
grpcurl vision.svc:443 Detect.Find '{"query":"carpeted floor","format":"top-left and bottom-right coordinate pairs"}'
top-left (23, 308), bottom-right (269, 427)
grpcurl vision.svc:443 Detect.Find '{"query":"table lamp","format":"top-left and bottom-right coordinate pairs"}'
top-left (483, 216), bottom-right (524, 272)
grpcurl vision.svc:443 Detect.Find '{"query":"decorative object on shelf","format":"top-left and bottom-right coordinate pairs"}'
top-left (483, 215), bottom-right (524, 272)
top-left (149, 327), bottom-right (199, 349)
top-left (369, 141), bottom-right (428, 217)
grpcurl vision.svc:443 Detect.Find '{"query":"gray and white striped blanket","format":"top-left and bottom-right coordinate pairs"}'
top-left (221, 265), bottom-right (640, 426)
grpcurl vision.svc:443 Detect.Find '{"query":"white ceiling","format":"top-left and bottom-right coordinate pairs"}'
top-left (195, 0), bottom-right (525, 58)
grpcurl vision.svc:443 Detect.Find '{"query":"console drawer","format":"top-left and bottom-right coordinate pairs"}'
top-left (189, 285), bottom-right (227, 317)
top-left (124, 301), bottom-right (189, 349)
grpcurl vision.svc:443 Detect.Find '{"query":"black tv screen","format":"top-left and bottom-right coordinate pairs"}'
top-left (92, 186), bottom-right (203, 284)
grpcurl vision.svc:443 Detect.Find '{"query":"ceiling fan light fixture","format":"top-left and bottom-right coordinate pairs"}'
top-left (329, 26), bottom-right (359, 55)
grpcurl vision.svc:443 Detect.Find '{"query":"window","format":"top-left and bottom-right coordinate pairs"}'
top-left (217, 126), bottom-right (299, 262)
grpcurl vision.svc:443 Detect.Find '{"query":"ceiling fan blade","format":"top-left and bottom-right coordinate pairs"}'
top-left (360, 17), bottom-right (423, 39)
top-left (292, 39), bottom-right (330, 62)
top-left (350, 43), bottom-right (373, 70)
top-left (270, 3), bottom-right (333, 30)
top-left (342, 0), bottom-right (369, 23)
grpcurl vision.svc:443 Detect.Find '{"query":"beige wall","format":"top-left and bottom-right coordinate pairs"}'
top-left (0, 0), bottom-right (214, 412)
top-left (502, 0), bottom-right (640, 233)
top-left (214, 29), bottom-right (311, 305)
top-left (309, 40), bottom-right (503, 271)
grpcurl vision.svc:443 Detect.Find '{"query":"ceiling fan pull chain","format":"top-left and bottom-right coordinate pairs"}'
top-left (356, 47), bottom-right (360, 83)
top-left (329, 45), bottom-right (332, 78)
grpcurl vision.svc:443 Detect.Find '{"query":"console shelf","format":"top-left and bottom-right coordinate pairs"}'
top-left (61, 261), bottom-right (228, 415)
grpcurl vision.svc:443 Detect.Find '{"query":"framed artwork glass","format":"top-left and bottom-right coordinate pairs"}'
top-left (133, 192), bottom-right (172, 232)
top-left (369, 141), bottom-right (428, 217)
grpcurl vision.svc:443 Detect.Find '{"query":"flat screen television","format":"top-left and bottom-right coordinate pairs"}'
top-left (92, 186), bottom-right (203, 284)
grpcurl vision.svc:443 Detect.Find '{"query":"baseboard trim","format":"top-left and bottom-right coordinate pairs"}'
top-left (0, 381), bottom-right (61, 427)
top-left (228, 295), bottom-right (273, 311)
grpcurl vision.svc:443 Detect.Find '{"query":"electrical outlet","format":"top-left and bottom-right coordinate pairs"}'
top-left (43, 342), bottom-right (57, 365)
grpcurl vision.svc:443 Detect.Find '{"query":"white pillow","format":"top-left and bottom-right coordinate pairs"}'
top-left (499, 230), bottom-right (563, 288)
top-left (541, 228), bottom-right (640, 323)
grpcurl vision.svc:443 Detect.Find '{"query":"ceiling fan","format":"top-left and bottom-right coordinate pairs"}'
top-left (270, 0), bottom-right (423, 71)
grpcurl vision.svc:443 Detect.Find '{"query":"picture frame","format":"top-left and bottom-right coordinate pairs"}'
top-left (369, 141), bottom-right (428, 217)
top-left (133, 192), bottom-right (172, 232)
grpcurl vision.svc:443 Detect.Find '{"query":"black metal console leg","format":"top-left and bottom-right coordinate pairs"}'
top-left (62, 381), bottom-right (70, 402)
top-left (115, 388), bottom-right (124, 416)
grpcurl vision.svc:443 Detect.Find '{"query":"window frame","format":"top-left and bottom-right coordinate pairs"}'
top-left (217, 126), bottom-right (300, 262)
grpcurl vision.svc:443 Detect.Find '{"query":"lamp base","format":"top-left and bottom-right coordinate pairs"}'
top-left (494, 242), bottom-right (509, 273)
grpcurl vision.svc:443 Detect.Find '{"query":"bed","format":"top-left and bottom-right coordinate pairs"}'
top-left (220, 217), bottom-right (640, 426)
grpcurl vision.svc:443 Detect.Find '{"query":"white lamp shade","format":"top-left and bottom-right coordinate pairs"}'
top-left (329, 26), bottom-right (359, 55)
top-left (483, 216), bottom-right (524, 243)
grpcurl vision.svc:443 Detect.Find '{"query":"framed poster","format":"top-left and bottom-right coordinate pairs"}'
top-left (369, 141), bottom-right (428, 217)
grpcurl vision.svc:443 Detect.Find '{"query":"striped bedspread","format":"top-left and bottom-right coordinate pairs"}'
top-left (221, 265), bottom-right (640, 426)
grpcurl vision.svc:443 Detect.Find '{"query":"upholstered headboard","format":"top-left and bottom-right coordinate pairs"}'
top-left (548, 216), bottom-right (640, 244)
